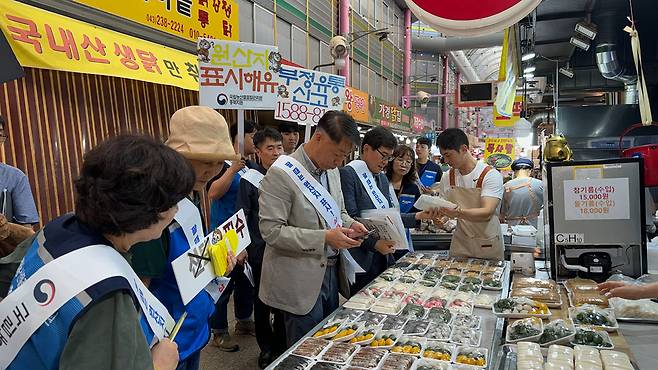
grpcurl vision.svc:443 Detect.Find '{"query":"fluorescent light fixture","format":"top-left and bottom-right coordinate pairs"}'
top-left (523, 66), bottom-right (536, 74)
top-left (575, 21), bottom-right (597, 40)
top-left (559, 67), bottom-right (574, 78)
top-left (523, 73), bottom-right (534, 79)
top-left (570, 35), bottom-right (590, 51)
top-left (521, 52), bottom-right (536, 61)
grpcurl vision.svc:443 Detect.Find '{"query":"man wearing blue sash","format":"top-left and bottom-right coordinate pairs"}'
top-left (2, 135), bottom-right (185, 370)
top-left (341, 127), bottom-right (441, 294)
top-left (236, 127), bottom-right (286, 368)
top-left (258, 111), bottom-right (369, 346)
top-left (416, 137), bottom-right (443, 191)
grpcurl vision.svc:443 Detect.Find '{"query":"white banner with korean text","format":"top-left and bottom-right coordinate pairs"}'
top-left (275, 65), bottom-right (346, 126)
top-left (198, 39), bottom-right (281, 109)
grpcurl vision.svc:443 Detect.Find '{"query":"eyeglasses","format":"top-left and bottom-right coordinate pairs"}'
top-left (376, 148), bottom-right (394, 162)
top-left (395, 157), bottom-right (412, 165)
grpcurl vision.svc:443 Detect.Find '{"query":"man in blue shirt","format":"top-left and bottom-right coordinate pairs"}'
top-left (415, 137), bottom-right (442, 192)
top-left (0, 116), bottom-right (37, 256)
top-left (206, 120), bottom-right (257, 351)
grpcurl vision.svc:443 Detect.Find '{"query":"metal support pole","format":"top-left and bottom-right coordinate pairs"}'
top-left (402, 9), bottom-right (411, 108)
top-left (339, 0), bottom-right (350, 85)
top-left (454, 71), bottom-right (460, 129)
top-left (441, 55), bottom-right (449, 130)
top-left (237, 109), bottom-right (244, 156)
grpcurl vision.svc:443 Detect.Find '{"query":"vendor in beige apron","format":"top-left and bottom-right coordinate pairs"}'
top-left (446, 167), bottom-right (504, 260)
top-left (436, 128), bottom-right (504, 261)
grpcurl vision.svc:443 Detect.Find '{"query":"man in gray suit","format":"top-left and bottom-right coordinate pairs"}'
top-left (258, 111), bottom-right (368, 346)
top-left (340, 127), bottom-right (440, 295)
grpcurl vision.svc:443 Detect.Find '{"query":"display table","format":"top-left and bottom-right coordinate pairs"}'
top-left (497, 261), bottom-right (647, 369)
top-left (267, 255), bottom-right (653, 369)
top-left (267, 253), bottom-right (510, 370)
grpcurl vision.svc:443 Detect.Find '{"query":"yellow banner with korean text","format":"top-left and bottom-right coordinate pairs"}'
top-left (484, 137), bottom-right (516, 170)
top-left (493, 96), bottom-right (524, 127)
top-left (74, 0), bottom-right (239, 42)
top-left (0, 1), bottom-right (199, 90)
top-left (343, 87), bottom-right (369, 123)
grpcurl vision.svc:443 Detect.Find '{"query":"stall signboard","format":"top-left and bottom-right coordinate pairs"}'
top-left (74, 0), bottom-right (239, 42)
top-left (198, 39), bottom-right (280, 109)
top-left (274, 65), bottom-right (346, 126)
top-left (494, 96), bottom-right (523, 127)
top-left (484, 137), bottom-right (516, 170)
top-left (171, 209), bottom-right (250, 305)
top-left (563, 178), bottom-right (630, 221)
top-left (412, 114), bottom-right (424, 133)
top-left (0, 1), bottom-right (200, 90)
top-left (343, 87), bottom-right (369, 123)
top-left (412, 113), bottom-right (434, 133)
top-left (369, 97), bottom-right (412, 133)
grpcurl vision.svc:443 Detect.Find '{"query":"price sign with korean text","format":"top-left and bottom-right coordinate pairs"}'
top-left (484, 137), bottom-right (516, 170)
top-left (198, 39), bottom-right (280, 109)
top-left (343, 87), bottom-right (369, 123)
top-left (171, 209), bottom-right (250, 305)
top-left (563, 178), bottom-right (630, 221)
top-left (74, 0), bottom-right (239, 42)
top-left (275, 65), bottom-right (346, 126)
top-left (0, 1), bottom-right (199, 90)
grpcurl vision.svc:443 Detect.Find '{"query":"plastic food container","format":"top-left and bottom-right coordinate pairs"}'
top-left (505, 317), bottom-right (544, 343)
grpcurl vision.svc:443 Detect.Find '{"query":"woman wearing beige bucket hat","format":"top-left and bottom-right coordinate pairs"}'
top-left (132, 106), bottom-right (240, 370)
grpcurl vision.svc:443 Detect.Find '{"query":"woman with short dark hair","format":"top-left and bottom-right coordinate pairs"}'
top-left (4, 135), bottom-right (192, 370)
top-left (386, 144), bottom-right (422, 214)
top-left (386, 144), bottom-right (423, 258)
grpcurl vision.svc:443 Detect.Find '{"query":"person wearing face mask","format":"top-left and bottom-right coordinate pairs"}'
top-left (278, 121), bottom-right (300, 155)
top-left (258, 111), bottom-right (369, 347)
top-left (341, 127), bottom-right (441, 295)
top-left (415, 137), bottom-right (442, 193)
top-left (235, 127), bottom-right (286, 368)
top-left (436, 128), bottom-right (505, 260)
top-left (1, 135), bottom-right (191, 370)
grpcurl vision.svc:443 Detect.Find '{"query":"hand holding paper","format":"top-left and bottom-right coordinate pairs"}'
top-left (413, 194), bottom-right (458, 211)
top-left (374, 240), bottom-right (396, 255)
top-left (415, 207), bottom-right (443, 221)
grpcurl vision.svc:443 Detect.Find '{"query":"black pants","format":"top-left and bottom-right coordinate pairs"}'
top-left (252, 262), bottom-right (286, 355)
